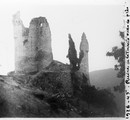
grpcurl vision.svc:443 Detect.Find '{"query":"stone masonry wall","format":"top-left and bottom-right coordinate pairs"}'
top-left (79, 33), bottom-right (90, 85)
top-left (13, 12), bottom-right (53, 73)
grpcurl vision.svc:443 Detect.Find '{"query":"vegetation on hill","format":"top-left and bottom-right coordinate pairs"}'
top-left (5, 60), bottom-right (118, 117)
top-left (0, 32), bottom-right (121, 117)
top-left (66, 34), bottom-right (118, 116)
top-left (90, 68), bottom-right (125, 117)
top-left (106, 31), bottom-right (125, 92)
top-left (70, 72), bottom-right (118, 116)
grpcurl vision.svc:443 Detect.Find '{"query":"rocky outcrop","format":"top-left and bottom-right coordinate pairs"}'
top-left (8, 60), bottom-right (73, 94)
top-left (27, 60), bottom-right (73, 94)
top-left (0, 75), bottom-right (80, 117)
top-left (13, 12), bottom-right (53, 74)
top-left (79, 33), bottom-right (90, 85)
top-left (12, 12), bottom-right (90, 97)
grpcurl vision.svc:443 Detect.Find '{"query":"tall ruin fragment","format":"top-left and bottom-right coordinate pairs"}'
top-left (79, 33), bottom-right (90, 85)
top-left (13, 12), bottom-right (53, 73)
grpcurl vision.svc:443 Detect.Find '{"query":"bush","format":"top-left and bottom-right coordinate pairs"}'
top-left (0, 96), bottom-right (9, 117)
top-left (80, 85), bottom-right (118, 115)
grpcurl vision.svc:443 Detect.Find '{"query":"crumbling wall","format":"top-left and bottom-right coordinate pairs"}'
top-left (79, 33), bottom-right (90, 85)
top-left (13, 12), bottom-right (53, 73)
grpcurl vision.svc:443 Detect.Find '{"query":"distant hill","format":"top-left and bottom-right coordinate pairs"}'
top-left (90, 68), bottom-right (125, 117)
top-left (90, 68), bottom-right (122, 89)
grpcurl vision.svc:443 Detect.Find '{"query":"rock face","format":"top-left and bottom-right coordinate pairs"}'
top-left (13, 12), bottom-right (53, 73)
top-left (79, 33), bottom-right (90, 85)
top-left (30, 60), bottom-right (73, 94)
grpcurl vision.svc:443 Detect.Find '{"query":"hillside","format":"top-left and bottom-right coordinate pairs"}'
top-left (90, 68), bottom-right (122, 88)
top-left (0, 67), bottom-right (125, 117)
top-left (0, 75), bottom-right (81, 117)
top-left (90, 68), bottom-right (125, 117)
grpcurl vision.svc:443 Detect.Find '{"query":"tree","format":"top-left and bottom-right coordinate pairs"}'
top-left (106, 31), bottom-right (125, 92)
top-left (67, 34), bottom-right (85, 71)
top-left (80, 85), bottom-right (117, 116)
top-left (66, 34), bottom-right (78, 71)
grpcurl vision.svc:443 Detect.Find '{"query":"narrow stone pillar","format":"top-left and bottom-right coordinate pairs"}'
top-left (79, 32), bottom-right (90, 85)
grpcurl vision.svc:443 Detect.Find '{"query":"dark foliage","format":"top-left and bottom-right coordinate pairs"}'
top-left (70, 72), bottom-right (117, 116)
top-left (66, 34), bottom-right (79, 71)
top-left (80, 85), bottom-right (118, 115)
top-left (70, 72), bottom-right (82, 96)
top-left (66, 34), bottom-right (85, 72)
top-left (106, 31), bottom-right (125, 92)
top-left (0, 96), bottom-right (9, 117)
top-left (46, 92), bottom-right (72, 114)
top-left (33, 93), bottom-right (45, 100)
top-left (114, 79), bottom-right (125, 93)
top-left (30, 72), bottom-right (64, 93)
top-left (79, 109), bottom-right (99, 117)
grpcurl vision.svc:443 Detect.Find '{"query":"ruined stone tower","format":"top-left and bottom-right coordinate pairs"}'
top-left (13, 12), bottom-right (53, 73)
top-left (79, 33), bottom-right (90, 85)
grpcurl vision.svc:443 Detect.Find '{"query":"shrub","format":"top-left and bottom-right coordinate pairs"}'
top-left (80, 85), bottom-right (118, 115)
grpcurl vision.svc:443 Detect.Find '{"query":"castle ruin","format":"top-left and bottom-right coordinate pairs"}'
top-left (12, 12), bottom-right (90, 87)
top-left (79, 33), bottom-right (90, 85)
top-left (13, 12), bottom-right (53, 73)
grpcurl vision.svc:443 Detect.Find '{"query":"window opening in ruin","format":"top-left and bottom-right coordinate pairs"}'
top-left (23, 39), bottom-right (28, 45)
top-left (40, 23), bottom-right (43, 27)
top-left (40, 23), bottom-right (43, 35)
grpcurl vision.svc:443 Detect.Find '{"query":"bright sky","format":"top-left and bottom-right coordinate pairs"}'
top-left (0, 0), bottom-right (124, 74)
